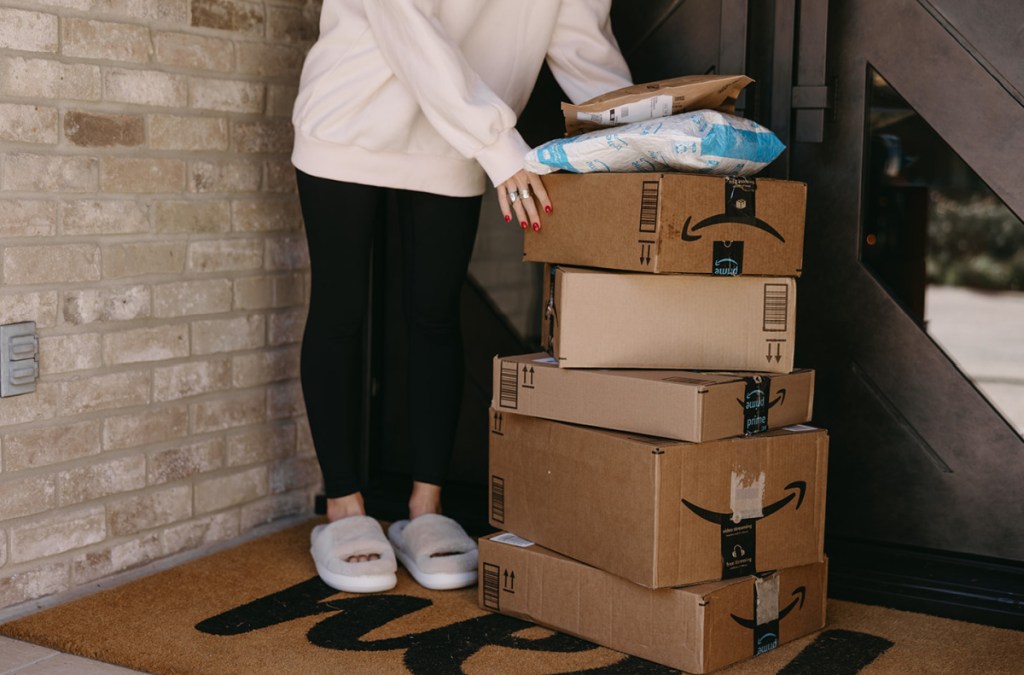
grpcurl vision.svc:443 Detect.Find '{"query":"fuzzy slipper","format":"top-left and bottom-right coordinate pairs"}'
top-left (309, 516), bottom-right (397, 593)
top-left (387, 514), bottom-right (478, 590)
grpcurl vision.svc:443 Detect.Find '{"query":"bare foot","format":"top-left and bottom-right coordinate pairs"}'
top-left (326, 493), bottom-right (380, 563)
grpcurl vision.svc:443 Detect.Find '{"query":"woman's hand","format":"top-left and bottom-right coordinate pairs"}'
top-left (497, 170), bottom-right (552, 232)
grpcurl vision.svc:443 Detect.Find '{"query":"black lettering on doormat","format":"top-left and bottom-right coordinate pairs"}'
top-left (195, 575), bottom-right (890, 675)
top-left (777, 629), bottom-right (895, 674)
top-left (196, 576), bottom-right (677, 674)
top-left (682, 481), bottom-right (806, 578)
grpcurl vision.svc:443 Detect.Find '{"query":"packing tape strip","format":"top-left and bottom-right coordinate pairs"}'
top-left (755, 573), bottom-right (780, 625)
top-left (730, 470), bottom-right (765, 524)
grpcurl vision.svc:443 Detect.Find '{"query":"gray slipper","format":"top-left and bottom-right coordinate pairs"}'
top-left (387, 514), bottom-right (478, 590)
top-left (310, 516), bottom-right (397, 593)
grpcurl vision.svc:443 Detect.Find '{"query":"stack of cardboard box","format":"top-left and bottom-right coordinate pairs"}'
top-left (477, 171), bottom-right (829, 673)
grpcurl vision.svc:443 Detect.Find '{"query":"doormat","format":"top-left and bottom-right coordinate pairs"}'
top-left (1, 520), bottom-right (1022, 674)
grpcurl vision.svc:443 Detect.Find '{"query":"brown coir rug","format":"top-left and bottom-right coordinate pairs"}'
top-left (2, 520), bottom-right (1022, 674)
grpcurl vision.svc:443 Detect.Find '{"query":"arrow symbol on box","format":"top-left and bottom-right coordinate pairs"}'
top-left (765, 342), bottom-right (782, 363)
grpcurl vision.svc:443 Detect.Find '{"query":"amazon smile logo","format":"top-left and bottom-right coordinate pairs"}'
top-left (680, 212), bottom-right (785, 242)
top-left (682, 481), bottom-right (806, 578)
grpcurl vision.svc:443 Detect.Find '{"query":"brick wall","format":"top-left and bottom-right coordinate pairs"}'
top-left (0, 0), bottom-right (323, 611)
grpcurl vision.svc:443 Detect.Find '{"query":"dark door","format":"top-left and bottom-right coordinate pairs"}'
top-left (557, 0), bottom-right (1024, 622)
top-left (743, 0), bottom-right (1024, 625)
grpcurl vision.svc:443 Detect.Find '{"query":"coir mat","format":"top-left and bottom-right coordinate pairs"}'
top-left (1, 520), bottom-right (1021, 674)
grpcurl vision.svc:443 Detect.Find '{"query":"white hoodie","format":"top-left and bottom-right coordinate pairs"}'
top-left (291, 0), bottom-right (632, 197)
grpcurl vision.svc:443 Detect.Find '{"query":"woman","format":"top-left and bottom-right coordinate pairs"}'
top-left (293, 0), bottom-right (631, 593)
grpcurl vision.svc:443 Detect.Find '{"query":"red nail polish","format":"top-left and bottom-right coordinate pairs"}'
top-left (544, 205), bottom-right (552, 214)
top-left (505, 214), bottom-right (511, 222)
top-left (532, 222), bottom-right (540, 232)
top-left (521, 221), bottom-right (528, 229)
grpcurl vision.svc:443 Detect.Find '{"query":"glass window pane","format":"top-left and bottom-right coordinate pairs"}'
top-left (863, 67), bottom-right (1024, 434)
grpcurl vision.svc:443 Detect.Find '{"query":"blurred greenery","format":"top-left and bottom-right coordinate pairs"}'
top-left (927, 192), bottom-right (1024, 291)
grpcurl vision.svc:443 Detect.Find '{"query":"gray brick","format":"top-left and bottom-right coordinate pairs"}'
top-left (59, 369), bottom-right (151, 415)
top-left (101, 157), bottom-right (187, 193)
top-left (194, 465), bottom-right (268, 514)
top-left (226, 422), bottom-right (294, 466)
top-left (62, 18), bottom-right (152, 63)
top-left (108, 484), bottom-right (192, 536)
top-left (105, 68), bottom-right (187, 108)
top-left (265, 236), bottom-right (309, 272)
top-left (190, 0), bottom-right (265, 35)
top-left (9, 507), bottom-right (107, 563)
top-left (268, 307), bottom-right (305, 346)
top-left (0, 383), bottom-right (58, 427)
top-left (0, 475), bottom-right (57, 520)
top-left (147, 437), bottom-right (225, 484)
top-left (191, 389), bottom-right (266, 433)
top-left (233, 118), bottom-right (293, 154)
top-left (191, 314), bottom-right (265, 354)
top-left (2, 244), bottom-right (100, 285)
top-left (72, 534), bottom-right (162, 585)
top-left (152, 278), bottom-right (232, 318)
top-left (268, 380), bottom-right (304, 420)
top-left (57, 454), bottom-right (147, 506)
top-left (270, 456), bottom-right (321, 495)
top-left (103, 241), bottom-right (186, 278)
top-left (103, 404), bottom-right (189, 450)
top-left (0, 56), bottom-right (100, 100)
top-left (0, 562), bottom-right (68, 608)
top-left (190, 159), bottom-right (263, 193)
top-left (0, 103), bottom-right (59, 145)
top-left (188, 238), bottom-right (263, 273)
top-left (0, 290), bottom-right (59, 327)
top-left (153, 199), bottom-right (230, 234)
top-left (2, 419), bottom-right (102, 472)
top-left (232, 346), bottom-right (299, 388)
top-left (39, 332), bottom-right (103, 374)
top-left (102, 324), bottom-right (190, 365)
top-left (2, 153), bottom-right (98, 193)
top-left (161, 511), bottom-right (239, 556)
top-left (241, 489), bottom-right (313, 531)
top-left (63, 285), bottom-right (151, 324)
top-left (152, 358), bottom-right (232, 401)
top-left (0, 199), bottom-right (57, 237)
top-left (150, 114), bottom-right (228, 151)
top-left (233, 198), bottom-right (301, 233)
top-left (0, 8), bottom-right (58, 53)
top-left (236, 41), bottom-right (305, 78)
top-left (153, 31), bottom-right (233, 72)
top-left (189, 78), bottom-right (264, 113)
top-left (63, 200), bottom-right (150, 236)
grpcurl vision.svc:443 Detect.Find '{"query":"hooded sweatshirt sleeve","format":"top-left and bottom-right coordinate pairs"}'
top-left (363, 0), bottom-right (531, 187)
top-left (546, 0), bottom-right (633, 104)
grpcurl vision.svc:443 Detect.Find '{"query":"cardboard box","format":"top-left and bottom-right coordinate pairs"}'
top-left (479, 534), bottom-right (828, 674)
top-left (542, 266), bottom-right (796, 372)
top-left (488, 411), bottom-right (827, 588)
top-left (525, 173), bottom-right (806, 277)
top-left (492, 353), bottom-right (815, 442)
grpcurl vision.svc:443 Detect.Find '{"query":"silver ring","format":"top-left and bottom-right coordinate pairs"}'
top-left (520, 186), bottom-right (532, 200)
top-left (508, 190), bottom-right (519, 203)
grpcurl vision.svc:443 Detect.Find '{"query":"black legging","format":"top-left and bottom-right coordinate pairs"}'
top-left (295, 170), bottom-right (481, 498)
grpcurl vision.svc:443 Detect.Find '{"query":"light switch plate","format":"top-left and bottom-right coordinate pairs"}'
top-left (1, 321), bottom-right (38, 397)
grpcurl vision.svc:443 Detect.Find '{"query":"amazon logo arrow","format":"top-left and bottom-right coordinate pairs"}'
top-left (681, 213), bottom-right (785, 243)
top-left (730, 586), bottom-right (807, 630)
top-left (681, 481), bottom-right (806, 525)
